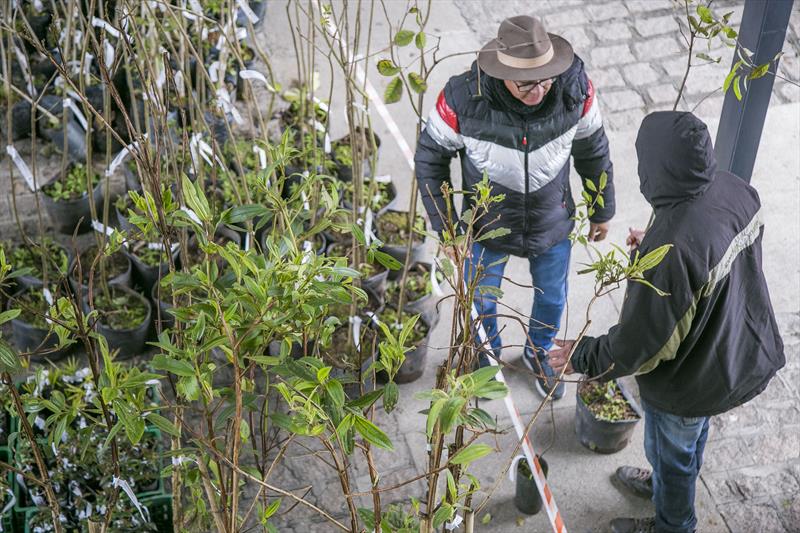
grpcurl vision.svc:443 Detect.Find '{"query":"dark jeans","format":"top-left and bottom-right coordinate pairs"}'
top-left (464, 239), bottom-right (570, 362)
top-left (643, 400), bottom-right (710, 533)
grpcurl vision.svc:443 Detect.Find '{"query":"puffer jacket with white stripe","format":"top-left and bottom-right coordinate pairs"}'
top-left (414, 57), bottom-right (614, 257)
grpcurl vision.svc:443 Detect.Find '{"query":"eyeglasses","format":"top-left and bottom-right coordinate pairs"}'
top-left (511, 79), bottom-right (550, 95)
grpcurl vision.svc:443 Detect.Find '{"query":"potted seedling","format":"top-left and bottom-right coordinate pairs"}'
top-left (125, 240), bottom-right (178, 296)
top-left (326, 241), bottom-right (389, 296)
top-left (376, 209), bottom-right (426, 264)
top-left (4, 238), bottom-right (69, 289)
top-left (513, 455), bottom-right (549, 515)
top-left (7, 287), bottom-right (67, 361)
top-left (86, 284), bottom-right (152, 358)
top-left (385, 261), bottom-right (443, 323)
top-left (575, 380), bottom-right (642, 454)
top-left (375, 306), bottom-right (433, 384)
top-left (331, 127), bottom-right (381, 182)
top-left (68, 244), bottom-right (133, 297)
top-left (341, 177), bottom-right (398, 214)
top-left (41, 161), bottom-right (103, 234)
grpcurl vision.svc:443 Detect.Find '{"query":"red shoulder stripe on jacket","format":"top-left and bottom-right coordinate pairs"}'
top-left (436, 90), bottom-right (459, 133)
top-left (582, 79), bottom-right (595, 117)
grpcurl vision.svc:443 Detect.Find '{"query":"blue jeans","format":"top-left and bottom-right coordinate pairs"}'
top-left (464, 239), bottom-right (571, 363)
top-left (643, 400), bottom-right (710, 533)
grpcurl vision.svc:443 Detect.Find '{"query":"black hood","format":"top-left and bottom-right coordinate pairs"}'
top-left (635, 111), bottom-right (717, 209)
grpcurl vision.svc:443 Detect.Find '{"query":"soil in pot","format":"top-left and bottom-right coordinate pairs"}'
top-left (8, 288), bottom-right (67, 360)
top-left (126, 240), bottom-right (176, 295)
top-left (5, 237), bottom-right (69, 288)
top-left (514, 456), bottom-right (549, 515)
top-left (41, 162), bottom-right (102, 234)
top-left (69, 245), bottom-right (132, 293)
top-left (341, 178), bottom-right (396, 213)
top-left (90, 284), bottom-right (151, 357)
top-left (575, 380), bottom-right (642, 454)
top-left (385, 263), bottom-right (444, 323)
top-left (377, 210), bottom-right (425, 247)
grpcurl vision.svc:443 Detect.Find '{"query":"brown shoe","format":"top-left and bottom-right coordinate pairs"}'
top-left (612, 466), bottom-right (653, 499)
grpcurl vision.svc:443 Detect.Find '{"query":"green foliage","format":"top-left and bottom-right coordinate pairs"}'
top-left (42, 163), bottom-right (100, 202)
top-left (579, 380), bottom-right (639, 422)
top-left (384, 76), bottom-right (404, 104)
top-left (5, 237), bottom-right (69, 281)
top-left (93, 286), bottom-right (149, 330)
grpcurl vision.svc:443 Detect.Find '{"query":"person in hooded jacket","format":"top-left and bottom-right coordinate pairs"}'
top-left (549, 111), bottom-right (785, 533)
top-left (414, 15), bottom-right (615, 399)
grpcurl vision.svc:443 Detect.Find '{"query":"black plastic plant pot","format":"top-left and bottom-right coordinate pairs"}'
top-left (89, 285), bottom-right (152, 359)
top-left (7, 289), bottom-right (69, 362)
top-left (37, 95), bottom-right (88, 163)
top-left (394, 313), bottom-right (436, 384)
top-left (68, 250), bottom-right (133, 299)
top-left (151, 282), bottom-right (176, 332)
top-left (123, 163), bottom-right (142, 192)
top-left (362, 268), bottom-right (389, 300)
top-left (514, 456), bottom-right (549, 515)
top-left (41, 172), bottom-right (103, 235)
top-left (15, 245), bottom-right (71, 290)
top-left (1, 100), bottom-right (32, 141)
top-left (575, 380), bottom-right (643, 454)
top-left (124, 243), bottom-right (178, 297)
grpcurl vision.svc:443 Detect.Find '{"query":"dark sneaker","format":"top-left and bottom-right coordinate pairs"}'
top-left (523, 350), bottom-right (565, 400)
top-left (610, 517), bottom-right (655, 533)
top-left (613, 466), bottom-right (654, 499)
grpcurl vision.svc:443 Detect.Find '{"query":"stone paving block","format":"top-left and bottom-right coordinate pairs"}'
top-left (634, 36), bottom-right (685, 60)
top-left (591, 44), bottom-right (636, 68)
top-left (599, 89), bottom-right (645, 112)
top-left (744, 430), bottom-right (800, 465)
top-left (718, 499), bottom-right (787, 533)
top-left (605, 109), bottom-right (644, 131)
top-left (773, 493), bottom-right (800, 533)
top-left (647, 83), bottom-right (680, 105)
top-left (710, 403), bottom-right (765, 438)
top-left (625, 0), bottom-right (673, 14)
top-left (634, 15), bottom-right (681, 37)
top-left (588, 2), bottom-right (629, 22)
top-left (590, 67), bottom-right (626, 90)
top-left (703, 465), bottom-right (800, 504)
top-left (622, 62), bottom-right (661, 85)
top-left (701, 436), bottom-right (755, 473)
top-left (590, 21), bottom-right (633, 42)
top-left (778, 55), bottom-right (799, 82)
top-left (558, 26), bottom-right (591, 51)
top-left (780, 81), bottom-right (800, 103)
top-left (542, 9), bottom-right (589, 29)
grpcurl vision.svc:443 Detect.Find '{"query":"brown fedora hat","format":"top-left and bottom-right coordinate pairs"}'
top-left (478, 16), bottom-right (574, 81)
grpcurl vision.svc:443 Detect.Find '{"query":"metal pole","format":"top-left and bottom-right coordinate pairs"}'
top-left (714, 0), bottom-right (794, 183)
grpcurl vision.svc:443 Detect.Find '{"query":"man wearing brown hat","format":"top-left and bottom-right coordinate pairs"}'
top-left (415, 16), bottom-right (615, 399)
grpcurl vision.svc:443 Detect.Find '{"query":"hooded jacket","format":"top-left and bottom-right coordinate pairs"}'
top-left (571, 111), bottom-right (785, 418)
top-left (414, 58), bottom-right (615, 257)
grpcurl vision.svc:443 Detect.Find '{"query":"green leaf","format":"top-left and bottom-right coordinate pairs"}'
top-left (263, 498), bottom-right (281, 520)
top-left (445, 469), bottom-right (457, 500)
top-left (408, 72), bottom-right (427, 94)
top-left (584, 179), bottom-right (597, 192)
top-left (723, 60), bottom-right (743, 93)
top-left (325, 380), bottom-right (345, 407)
top-left (317, 366), bottom-right (331, 383)
top-left (0, 309), bottom-right (21, 326)
top-left (373, 250), bottom-right (402, 271)
top-left (353, 416), bottom-right (393, 450)
top-left (468, 366), bottom-right (499, 386)
top-left (383, 382), bottom-right (399, 412)
top-left (181, 175), bottom-right (211, 222)
top-left (474, 381), bottom-right (508, 400)
top-left (732, 75), bottom-right (742, 100)
top-left (358, 508), bottom-right (376, 530)
top-left (449, 443), bottom-right (494, 465)
top-left (439, 397), bottom-right (467, 434)
top-left (347, 388), bottom-right (384, 410)
top-left (475, 227), bottom-right (511, 242)
top-left (146, 412), bottom-right (181, 437)
top-left (696, 5), bottom-right (713, 23)
top-left (433, 503), bottom-right (454, 528)
top-left (747, 62), bottom-right (770, 80)
top-left (415, 31), bottom-right (426, 50)
top-left (152, 354), bottom-right (195, 377)
top-left (0, 339), bottom-right (21, 373)
top-left (223, 204), bottom-right (270, 224)
top-left (476, 285), bottom-right (503, 298)
top-left (377, 59), bottom-right (400, 76)
top-left (636, 244), bottom-right (672, 272)
top-left (384, 76), bottom-right (404, 104)
top-left (426, 398), bottom-right (445, 437)
top-left (394, 29), bottom-right (415, 46)
top-left (481, 513), bottom-right (492, 525)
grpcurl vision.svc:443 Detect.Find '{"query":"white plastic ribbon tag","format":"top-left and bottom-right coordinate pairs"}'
top-left (180, 206), bottom-right (202, 225)
top-left (91, 220), bottom-right (115, 237)
top-left (374, 174), bottom-right (392, 184)
top-left (91, 17), bottom-right (121, 39)
top-left (63, 97), bottom-right (89, 131)
top-left (6, 145), bottom-right (37, 191)
top-left (445, 514), bottom-right (463, 531)
top-left (106, 142), bottom-right (138, 177)
top-left (253, 145), bottom-right (267, 169)
top-left (350, 315), bottom-right (362, 351)
top-left (324, 133), bottom-right (331, 154)
top-left (364, 209), bottom-right (374, 247)
top-left (237, 0), bottom-right (260, 23)
top-left (103, 40), bottom-right (115, 68)
top-left (238, 70), bottom-right (277, 93)
top-left (174, 70), bottom-right (185, 97)
top-left (508, 454), bottom-right (526, 483)
top-left (112, 476), bottom-right (149, 523)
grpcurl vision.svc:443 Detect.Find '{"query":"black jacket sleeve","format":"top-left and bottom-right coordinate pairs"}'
top-left (414, 128), bottom-right (456, 235)
top-left (571, 243), bottom-right (695, 380)
top-left (571, 74), bottom-right (615, 223)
